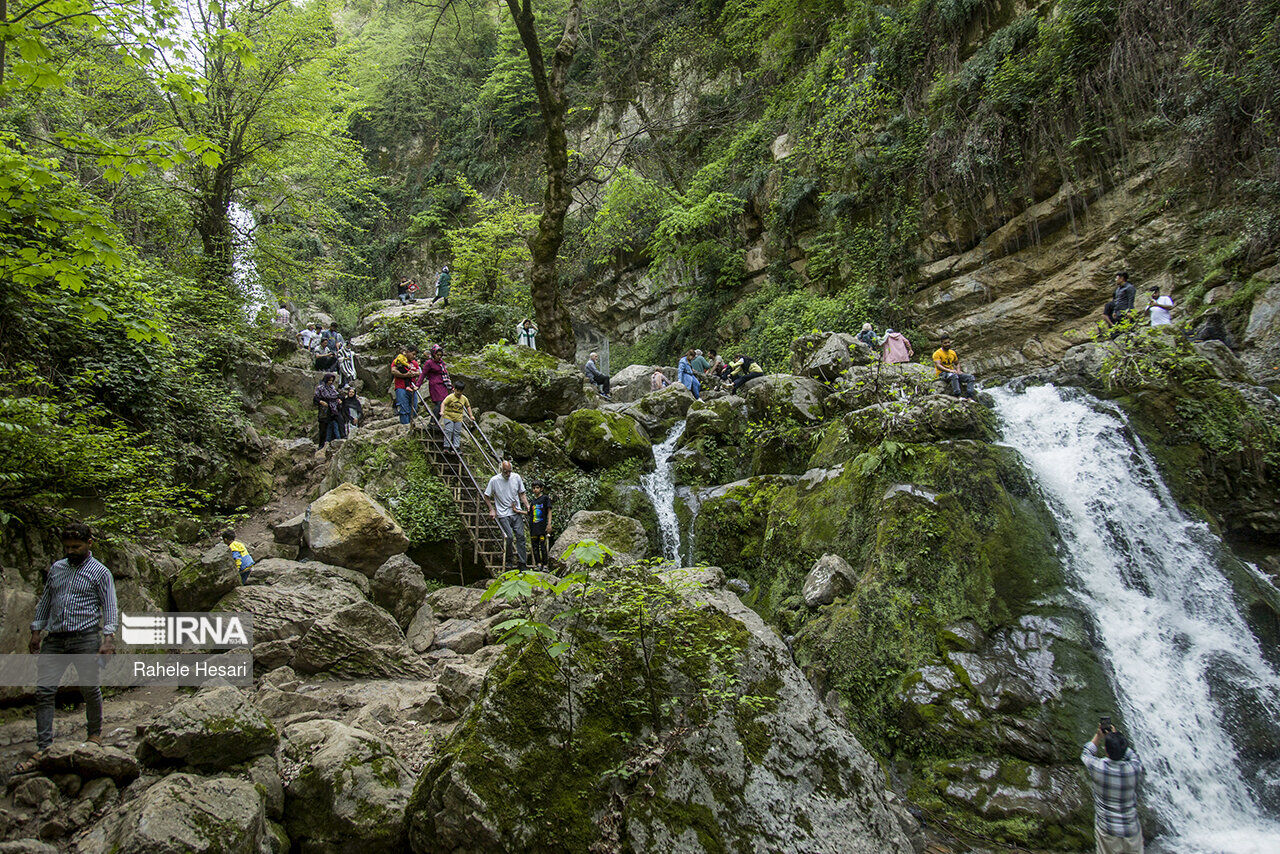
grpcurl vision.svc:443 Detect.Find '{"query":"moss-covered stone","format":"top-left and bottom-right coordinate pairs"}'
top-left (450, 344), bottom-right (588, 421)
top-left (563, 408), bottom-right (655, 470)
top-left (691, 478), bottom-right (790, 582)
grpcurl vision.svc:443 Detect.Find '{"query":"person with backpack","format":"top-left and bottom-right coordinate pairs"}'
top-left (222, 530), bottom-right (255, 584)
top-left (431, 265), bottom-right (451, 306)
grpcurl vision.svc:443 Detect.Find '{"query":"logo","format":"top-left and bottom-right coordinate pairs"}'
top-left (120, 613), bottom-right (252, 649)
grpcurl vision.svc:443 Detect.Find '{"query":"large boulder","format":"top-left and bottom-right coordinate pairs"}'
top-left (549, 510), bottom-right (650, 568)
top-left (790, 332), bottom-right (874, 381)
top-left (625, 382), bottom-right (695, 435)
top-left (679, 395), bottom-right (746, 446)
top-left (280, 720), bottom-right (414, 853)
top-left (370, 554), bottom-right (428, 630)
top-left (171, 545), bottom-right (241, 612)
top-left (138, 685), bottom-right (278, 770)
top-left (304, 483), bottom-right (409, 575)
top-left (213, 559), bottom-right (368, 643)
top-left (742, 374), bottom-right (829, 422)
top-left (563, 409), bottom-right (655, 470)
top-left (449, 345), bottom-right (587, 421)
top-left (76, 773), bottom-right (269, 854)
top-left (474, 411), bottom-right (571, 468)
top-left (802, 553), bottom-right (857, 607)
top-left (844, 396), bottom-right (998, 444)
top-left (31, 742), bottom-right (139, 784)
top-left (291, 600), bottom-right (421, 678)
top-left (608, 364), bottom-right (673, 403)
top-left (823, 363), bottom-right (941, 415)
top-left (405, 567), bottom-right (913, 854)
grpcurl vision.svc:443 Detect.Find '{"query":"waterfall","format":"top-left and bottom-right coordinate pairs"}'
top-left (641, 421), bottom-right (687, 562)
top-left (992, 384), bottom-right (1280, 853)
top-left (230, 203), bottom-right (270, 321)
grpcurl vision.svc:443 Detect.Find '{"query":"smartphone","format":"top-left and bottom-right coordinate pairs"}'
top-left (1099, 716), bottom-right (1112, 731)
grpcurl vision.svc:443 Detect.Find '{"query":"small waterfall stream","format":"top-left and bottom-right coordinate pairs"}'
top-left (992, 384), bottom-right (1280, 853)
top-left (642, 421), bottom-right (687, 562)
top-left (230, 203), bottom-right (270, 320)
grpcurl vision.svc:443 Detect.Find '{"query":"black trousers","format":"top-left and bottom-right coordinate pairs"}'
top-left (531, 528), bottom-right (549, 566)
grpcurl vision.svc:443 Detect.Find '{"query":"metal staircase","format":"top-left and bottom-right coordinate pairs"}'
top-left (413, 403), bottom-right (518, 577)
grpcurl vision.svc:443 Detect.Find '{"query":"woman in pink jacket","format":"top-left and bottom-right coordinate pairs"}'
top-left (422, 344), bottom-right (452, 417)
top-left (881, 329), bottom-right (914, 364)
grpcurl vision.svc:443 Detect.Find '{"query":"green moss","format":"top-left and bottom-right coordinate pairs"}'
top-left (451, 343), bottom-right (563, 385)
top-left (563, 409), bottom-right (654, 470)
top-left (692, 478), bottom-right (787, 584)
top-left (733, 675), bottom-right (782, 765)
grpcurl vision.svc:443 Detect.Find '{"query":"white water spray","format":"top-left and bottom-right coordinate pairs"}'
top-left (642, 421), bottom-right (687, 562)
top-left (230, 202), bottom-right (270, 321)
top-left (992, 384), bottom-right (1280, 853)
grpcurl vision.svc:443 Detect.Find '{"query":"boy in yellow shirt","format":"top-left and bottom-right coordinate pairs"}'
top-left (221, 530), bottom-right (255, 584)
top-left (932, 336), bottom-right (976, 399)
top-left (440, 381), bottom-right (474, 453)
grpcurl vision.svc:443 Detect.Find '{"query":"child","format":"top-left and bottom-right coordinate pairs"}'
top-left (440, 381), bottom-right (473, 452)
top-left (529, 481), bottom-right (552, 572)
top-left (222, 530), bottom-right (255, 584)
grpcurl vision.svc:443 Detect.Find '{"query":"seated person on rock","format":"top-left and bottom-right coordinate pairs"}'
top-left (651, 368), bottom-right (671, 391)
top-left (729, 355), bottom-right (764, 392)
top-left (932, 336), bottom-right (976, 399)
top-left (856, 322), bottom-right (879, 349)
top-left (584, 351), bottom-right (611, 398)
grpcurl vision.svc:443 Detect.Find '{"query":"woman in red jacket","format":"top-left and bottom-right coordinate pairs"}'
top-left (422, 344), bottom-right (452, 418)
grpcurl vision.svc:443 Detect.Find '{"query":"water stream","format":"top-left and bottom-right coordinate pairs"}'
top-left (230, 202), bottom-right (270, 320)
top-left (992, 384), bottom-right (1280, 853)
top-left (642, 421), bottom-right (687, 562)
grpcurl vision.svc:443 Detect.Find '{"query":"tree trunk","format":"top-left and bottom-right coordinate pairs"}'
top-left (193, 167), bottom-right (235, 290)
top-left (507, 0), bottom-right (582, 361)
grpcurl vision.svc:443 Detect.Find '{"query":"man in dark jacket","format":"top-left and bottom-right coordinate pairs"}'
top-left (1112, 272), bottom-right (1136, 321)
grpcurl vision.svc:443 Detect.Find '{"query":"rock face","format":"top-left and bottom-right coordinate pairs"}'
top-left (802, 553), bottom-right (856, 607)
top-left (31, 742), bottom-right (139, 784)
top-left (290, 600), bottom-right (419, 678)
top-left (550, 510), bottom-right (650, 568)
top-left (844, 396), bottom-right (998, 444)
top-left (623, 382), bottom-right (695, 434)
top-left (304, 483), bottom-right (409, 575)
top-left (139, 685), bottom-right (278, 769)
top-left (449, 345), bottom-right (587, 421)
top-left (743, 374), bottom-right (829, 422)
top-left (77, 773), bottom-right (268, 854)
top-left (791, 332), bottom-right (874, 381)
top-left (608, 363), bottom-right (672, 403)
top-left (563, 409), bottom-right (655, 470)
top-left (171, 544), bottom-right (241, 612)
top-left (280, 720), bottom-right (414, 853)
top-left (405, 567), bottom-right (913, 854)
top-left (823, 363), bottom-right (941, 415)
top-left (370, 554), bottom-right (428, 630)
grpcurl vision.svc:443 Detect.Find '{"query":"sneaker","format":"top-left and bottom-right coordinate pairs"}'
top-left (86, 734), bottom-right (103, 747)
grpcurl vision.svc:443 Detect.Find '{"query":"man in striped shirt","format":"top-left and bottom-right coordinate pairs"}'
top-left (1081, 723), bottom-right (1146, 853)
top-left (27, 522), bottom-right (117, 755)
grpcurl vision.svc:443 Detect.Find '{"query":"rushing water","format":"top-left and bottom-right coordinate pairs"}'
top-left (230, 203), bottom-right (271, 320)
top-left (642, 421), bottom-right (687, 562)
top-left (992, 384), bottom-right (1280, 854)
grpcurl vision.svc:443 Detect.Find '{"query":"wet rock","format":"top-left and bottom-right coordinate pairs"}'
top-left (171, 544), bottom-right (241, 612)
top-left (291, 600), bottom-right (420, 678)
top-left (370, 554), bottom-right (428, 630)
top-left (742, 374), bottom-right (829, 422)
top-left (563, 409), bottom-right (655, 470)
top-left (549, 510), bottom-right (650, 568)
top-left (940, 620), bottom-right (985, 651)
top-left (138, 685), bottom-right (278, 769)
top-left (304, 483), bottom-right (409, 575)
top-left (76, 773), bottom-right (267, 854)
top-left (937, 758), bottom-right (1088, 824)
top-left (802, 553), bottom-right (856, 607)
top-left (280, 720), bottom-right (413, 853)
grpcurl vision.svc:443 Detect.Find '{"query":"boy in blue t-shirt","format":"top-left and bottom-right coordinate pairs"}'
top-left (222, 530), bottom-right (255, 584)
top-left (529, 481), bottom-right (552, 571)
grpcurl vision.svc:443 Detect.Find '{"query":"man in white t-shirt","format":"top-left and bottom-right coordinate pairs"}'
top-left (297, 323), bottom-right (318, 350)
top-left (1147, 289), bottom-right (1174, 327)
top-left (484, 460), bottom-right (531, 569)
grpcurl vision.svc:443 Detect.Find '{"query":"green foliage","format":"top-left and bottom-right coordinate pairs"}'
top-left (383, 474), bottom-right (466, 546)
top-left (439, 176), bottom-right (538, 312)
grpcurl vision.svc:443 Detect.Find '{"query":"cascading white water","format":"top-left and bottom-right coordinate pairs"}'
top-left (641, 421), bottom-right (687, 562)
top-left (992, 384), bottom-right (1280, 853)
top-left (230, 203), bottom-right (271, 320)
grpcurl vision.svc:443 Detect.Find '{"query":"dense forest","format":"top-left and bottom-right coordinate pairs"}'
top-left (3, 0), bottom-right (1280, 536)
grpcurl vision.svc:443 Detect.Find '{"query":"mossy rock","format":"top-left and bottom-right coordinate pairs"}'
top-left (563, 409), bottom-right (655, 471)
top-left (589, 484), bottom-right (661, 555)
top-left (691, 477), bottom-right (792, 581)
top-left (450, 344), bottom-right (588, 422)
top-left (671, 436), bottom-right (745, 487)
top-left (476, 411), bottom-right (572, 469)
top-left (679, 395), bottom-right (746, 447)
top-left (844, 396), bottom-right (998, 445)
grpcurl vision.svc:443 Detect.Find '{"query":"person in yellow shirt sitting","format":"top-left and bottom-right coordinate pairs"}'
top-left (932, 336), bottom-right (976, 399)
top-left (440, 381), bottom-right (474, 453)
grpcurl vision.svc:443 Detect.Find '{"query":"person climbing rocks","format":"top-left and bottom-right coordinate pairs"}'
top-left (423, 344), bottom-right (452, 418)
top-left (274, 301), bottom-right (291, 327)
top-left (314, 372), bottom-right (343, 446)
top-left (651, 367), bottom-right (671, 391)
top-left (690, 349), bottom-right (710, 374)
top-left (730, 355), bottom-right (764, 392)
top-left (585, 352), bottom-right (611, 398)
top-left (856, 322), bottom-right (878, 349)
top-left (517, 318), bottom-right (538, 349)
top-left (391, 345), bottom-right (420, 425)
top-left (678, 348), bottom-right (701, 399)
top-left (340, 385), bottom-right (363, 438)
top-left (529, 480), bottom-right (552, 572)
top-left (222, 529), bottom-right (255, 584)
top-left (710, 350), bottom-right (732, 387)
top-left (932, 336), bottom-right (976, 399)
top-left (431, 265), bottom-right (451, 306)
top-left (1147, 289), bottom-right (1174, 327)
top-left (881, 328), bottom-right (913, 364)
top-left (1111, 272), bottom-right (1136, 323)
top-left (298, 323), bottom-right (319, 351)
top-left (440, 380), bottom-right (473, 453)
top-left (18, 521), bottom-right (116, 770)
top-left (1082, 722), bottom-right (1145, 854)
top-left (484, 460), bottom-right (531, 570)
top-left (397, 279), bottom-right (416, 305)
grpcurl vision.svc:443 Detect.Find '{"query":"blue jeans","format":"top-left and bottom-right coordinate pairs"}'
top-left (944, 372), bottom-right (976, 398)
top-left (36, 630), bottom-right (102, 749)
top-left (319, 418), bottom-right (341, 446)
top-left (443, 419), bottom-right (464, 451)
top-left (395, 387), bottom-right (413, 424)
